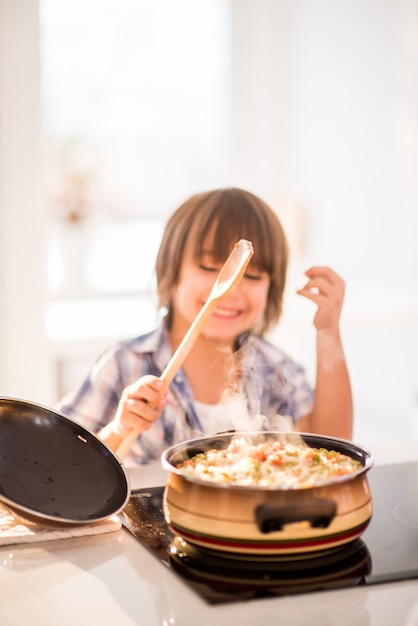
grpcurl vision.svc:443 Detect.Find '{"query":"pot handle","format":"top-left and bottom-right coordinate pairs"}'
top-left (255, 498), bottom-right (337, 533)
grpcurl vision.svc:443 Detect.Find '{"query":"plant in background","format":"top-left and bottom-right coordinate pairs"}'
top-left (44, 136), bottom-right (99, 224)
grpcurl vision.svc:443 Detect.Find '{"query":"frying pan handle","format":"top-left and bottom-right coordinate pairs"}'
top-left (255, 498), bottom-right (337, 533)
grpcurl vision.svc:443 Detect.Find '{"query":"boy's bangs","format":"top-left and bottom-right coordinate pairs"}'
top-left (191, 203), bottom-right (274, 274)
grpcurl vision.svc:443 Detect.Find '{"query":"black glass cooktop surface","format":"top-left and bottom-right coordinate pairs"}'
top-left (121, 461), bottom-right (418, 604)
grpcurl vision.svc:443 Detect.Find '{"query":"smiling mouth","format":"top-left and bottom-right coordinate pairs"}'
top-left (212, 306), bottom-right (242, 319)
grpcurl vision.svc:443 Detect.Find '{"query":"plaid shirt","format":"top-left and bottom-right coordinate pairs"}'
top-left (56, 321), bottom-right (314, 466)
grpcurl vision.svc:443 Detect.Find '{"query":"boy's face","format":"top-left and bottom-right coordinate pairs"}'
top-left (171, 243), bottom-right (270, 345)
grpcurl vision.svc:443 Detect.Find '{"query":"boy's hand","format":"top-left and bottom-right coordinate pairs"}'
top-left (297, 266), bottom-right (345, 331)
top-left (114, 375), bottom-right (168, 434)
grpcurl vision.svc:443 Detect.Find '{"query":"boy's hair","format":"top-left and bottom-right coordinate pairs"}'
top-left (156, 187), bottom-right (289, 333)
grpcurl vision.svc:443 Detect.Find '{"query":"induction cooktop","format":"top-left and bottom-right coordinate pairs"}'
top-left (121, 461), bottom-right (418, 604)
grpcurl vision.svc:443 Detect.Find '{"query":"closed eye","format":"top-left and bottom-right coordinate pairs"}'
top-left (244, 272), bottom-right (263, 281)
top-left (199, 264), bottom-right (220, 273)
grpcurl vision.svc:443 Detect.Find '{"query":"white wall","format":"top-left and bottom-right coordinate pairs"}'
top-left (0, 0), bottom-right (53, 404)
top-left (228, 0), bottom-right (418, 287)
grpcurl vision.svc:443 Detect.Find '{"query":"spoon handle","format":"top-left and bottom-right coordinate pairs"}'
top-left (115, 240), bottom-right (253, 460)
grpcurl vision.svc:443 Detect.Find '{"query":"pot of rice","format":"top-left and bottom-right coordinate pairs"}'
top-left (161, 431), bottom-right (373, 556)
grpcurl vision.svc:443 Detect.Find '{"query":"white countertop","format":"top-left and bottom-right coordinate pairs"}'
top-left (1, 438), bottom-right (418, 626)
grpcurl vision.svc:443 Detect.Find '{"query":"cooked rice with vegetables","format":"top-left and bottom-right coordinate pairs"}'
top-left (176, 438), bottom-right (362, 488)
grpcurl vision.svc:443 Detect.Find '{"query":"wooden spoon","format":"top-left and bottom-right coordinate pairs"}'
top-left (115, 239), bottom-right (254, 459)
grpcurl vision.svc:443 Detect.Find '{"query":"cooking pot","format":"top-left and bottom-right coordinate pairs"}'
top-left (0, 397), bottom-right (130, 526)
top-left (161, 431), bottom-right (373, 555)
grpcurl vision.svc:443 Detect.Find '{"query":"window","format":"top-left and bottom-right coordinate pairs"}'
top-left (41, 0), bottom-right (231, 298)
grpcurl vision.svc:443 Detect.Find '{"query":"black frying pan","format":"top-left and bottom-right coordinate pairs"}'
top-left (0, 397), bottom-right (130, 526)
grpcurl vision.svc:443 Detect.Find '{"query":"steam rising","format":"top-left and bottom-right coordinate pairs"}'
top-left (190, 334), bottom-right (305, 446)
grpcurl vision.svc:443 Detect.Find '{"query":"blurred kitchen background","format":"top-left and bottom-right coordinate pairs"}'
top-left (0, 0), bottom-right (417, 447)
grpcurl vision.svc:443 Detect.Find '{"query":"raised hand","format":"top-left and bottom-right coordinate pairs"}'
top-left (297, 266), bottom-right (345, 331)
